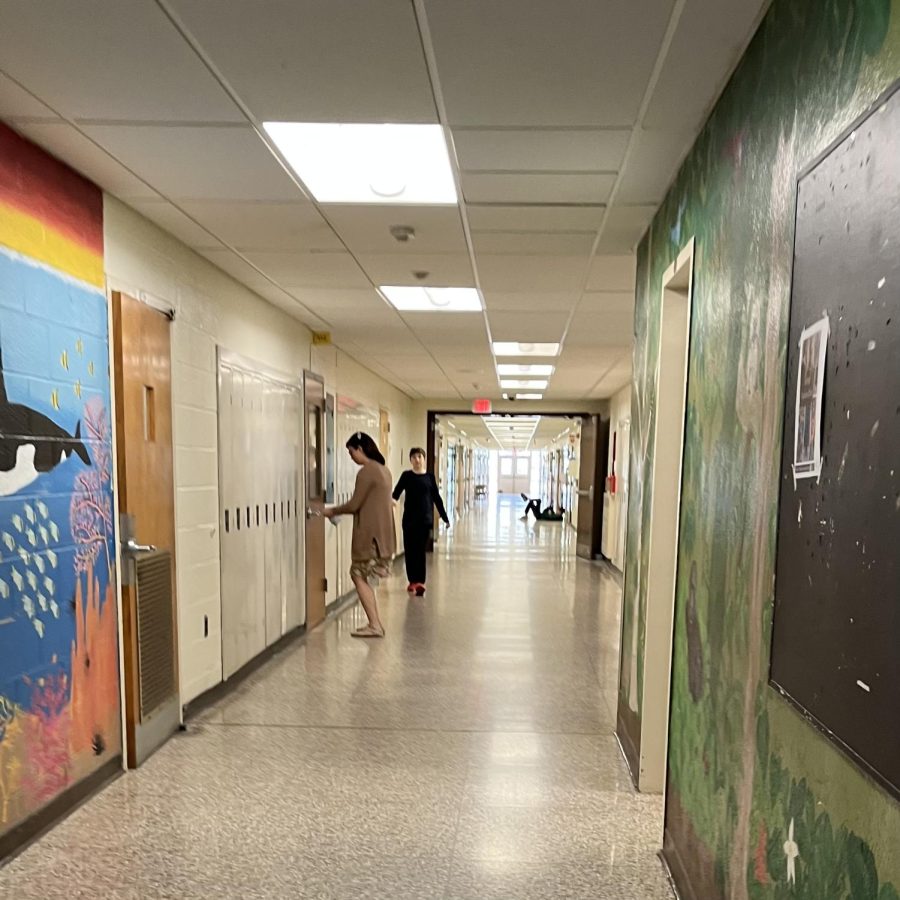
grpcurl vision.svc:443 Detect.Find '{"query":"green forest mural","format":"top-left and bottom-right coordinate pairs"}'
top-left (617, 0), bottom-right (900, 898)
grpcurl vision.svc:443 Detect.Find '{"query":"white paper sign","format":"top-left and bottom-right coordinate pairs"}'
top-left (793, 315), bottom-right (829, 482)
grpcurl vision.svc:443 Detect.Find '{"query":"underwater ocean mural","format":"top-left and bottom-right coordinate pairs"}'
top-left (0, 123), bottom-right (119, 846)
top-left (619, 0), bottom-right (900, 898)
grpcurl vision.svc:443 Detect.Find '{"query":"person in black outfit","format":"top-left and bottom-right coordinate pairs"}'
top-left (393, 448), bottom-right (449, 597)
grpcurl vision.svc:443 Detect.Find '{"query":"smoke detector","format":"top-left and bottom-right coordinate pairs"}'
top-left (389, 224), bottom-right (416, 243)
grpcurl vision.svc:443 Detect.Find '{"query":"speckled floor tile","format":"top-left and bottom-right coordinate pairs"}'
top-left (0, 498), bottom-right (670, 899)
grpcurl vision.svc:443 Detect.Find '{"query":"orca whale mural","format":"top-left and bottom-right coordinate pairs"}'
top-left (0, 348), bottom-right (91, 497)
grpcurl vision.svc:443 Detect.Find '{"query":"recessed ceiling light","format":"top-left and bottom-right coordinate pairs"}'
top-left (516, 393), bottom-right (543, 400)
top-left (500, 379), bottom-right (549, 389)
top-left (492, 342), bottom-right (560, 357)
top-left (496, 364), bottom-right (554, 376)
top-left (381, 286), bottom-right (482, 312)
top-left (263, 123), bottom-right (457, 205)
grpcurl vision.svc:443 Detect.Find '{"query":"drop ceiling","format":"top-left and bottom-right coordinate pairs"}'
top-left (442, 414), bottom-right (578, 451)
top-left (0, 0), bottom-right (769, 400)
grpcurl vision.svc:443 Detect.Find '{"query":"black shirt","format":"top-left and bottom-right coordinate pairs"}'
top-left (393, 471), bottom-right (449, 527)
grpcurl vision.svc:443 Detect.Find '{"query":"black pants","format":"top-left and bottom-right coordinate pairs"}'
top-left (403, 521), bottom-right (430, 584)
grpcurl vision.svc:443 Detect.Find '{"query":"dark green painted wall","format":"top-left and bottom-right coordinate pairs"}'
top-left (618, 0), bottom-right (900, 897)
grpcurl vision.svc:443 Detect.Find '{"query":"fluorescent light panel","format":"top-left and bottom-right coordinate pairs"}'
top-left (500, 379), bottom-right (548, 389)
top-left (516, 393), bottom-right (543, 400)
top-left (381, 286), bottom-right (482, 312)
top-left (492, 342), bottom-right (560, 357)
top-left (263, 123), bottom-right (457, 204)
top-left (496, 364), bottom-right (554, 376)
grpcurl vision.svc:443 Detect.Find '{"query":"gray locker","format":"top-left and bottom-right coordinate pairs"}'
top-left (217, 351), bottom-right (303, 679)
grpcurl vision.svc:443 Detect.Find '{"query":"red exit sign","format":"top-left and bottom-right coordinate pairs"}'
top-left (472, 398), bottom-right (492, 414)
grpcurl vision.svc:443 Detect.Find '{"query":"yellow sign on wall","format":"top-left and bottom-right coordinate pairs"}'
top-left (312, 331), bottom-right (332, 346)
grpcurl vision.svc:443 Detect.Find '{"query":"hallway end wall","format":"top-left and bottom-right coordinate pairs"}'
top-left (618, 1), bottom-right (900, 897)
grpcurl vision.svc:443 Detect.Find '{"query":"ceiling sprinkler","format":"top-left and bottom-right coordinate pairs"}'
top-left (390, 225), bottom-right (416, 243)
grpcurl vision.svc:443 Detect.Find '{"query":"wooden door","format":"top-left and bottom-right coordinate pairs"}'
top-left (111, 292), bottom-right (178, 767)
top-left (576, 415), bottom-right (610, 560)
top-left (304, 372), bottom-right (326, 628)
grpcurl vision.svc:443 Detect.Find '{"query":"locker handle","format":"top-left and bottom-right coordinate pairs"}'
top-left (306, 507), bottom-right (322, 519)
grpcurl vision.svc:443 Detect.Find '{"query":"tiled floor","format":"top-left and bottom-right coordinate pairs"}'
top-left (0, 497), bottom-right (671, 899)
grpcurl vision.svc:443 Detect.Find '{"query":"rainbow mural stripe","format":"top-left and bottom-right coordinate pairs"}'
top-left (0, 123), bottom-right (119, 845)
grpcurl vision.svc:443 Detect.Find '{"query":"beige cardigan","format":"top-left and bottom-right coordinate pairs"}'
top-left (332, 462), bottom-right (396, 561)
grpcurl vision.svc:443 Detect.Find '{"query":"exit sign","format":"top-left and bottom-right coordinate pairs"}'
top-left (472, 398), bottom-right (492, 414)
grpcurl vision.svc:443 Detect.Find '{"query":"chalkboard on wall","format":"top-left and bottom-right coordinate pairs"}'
top-left (770, 82), bottom-right (900, 799)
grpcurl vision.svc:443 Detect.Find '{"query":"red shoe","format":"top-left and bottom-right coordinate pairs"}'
top-left (414, 584), bottom-right (426, 597)
top-left (407, 583), bottom-right (416, 593)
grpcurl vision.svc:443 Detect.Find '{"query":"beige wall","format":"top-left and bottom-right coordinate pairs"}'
top-left (104, 197), bottom-right (415, 704)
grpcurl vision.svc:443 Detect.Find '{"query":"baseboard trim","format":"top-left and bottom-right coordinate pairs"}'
top-left (660, 829), bottom-right (698, 900)
top-left (0, 755), bottom-right (122, 866)
top-left (658, 847), bottom-right (685, 899)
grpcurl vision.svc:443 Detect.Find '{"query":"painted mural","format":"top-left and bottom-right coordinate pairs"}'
top-left (0, 124), bottom-right (119, 840)
top-left (618, 0), bottom-right (900, 898)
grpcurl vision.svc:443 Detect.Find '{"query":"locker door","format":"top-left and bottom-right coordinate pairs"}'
top-left (264, 381), bottom-right (283, 645)
top-left (284, 385), bottom-right (304, 630)
top-left (218, 364), bottom-right (234, 679)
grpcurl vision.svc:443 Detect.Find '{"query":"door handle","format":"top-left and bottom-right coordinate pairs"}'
top-left (306, 507), bottom-right (322, 519)
top-left (123, 538), bottom-right (157, 555)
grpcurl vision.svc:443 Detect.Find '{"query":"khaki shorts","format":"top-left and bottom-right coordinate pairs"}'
top-left (349, 557), bottom-right (392, 583)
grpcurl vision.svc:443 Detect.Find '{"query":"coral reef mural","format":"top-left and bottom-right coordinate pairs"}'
top-left (0, 123), bottom-right (119, 844)
top-left (618, 0), bottom-right (900, 897)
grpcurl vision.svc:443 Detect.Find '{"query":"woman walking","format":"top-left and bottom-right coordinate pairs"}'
top-left (392, 447), bottom-right (449, 597)
top-left (324, 432), bottom-right (395, 638)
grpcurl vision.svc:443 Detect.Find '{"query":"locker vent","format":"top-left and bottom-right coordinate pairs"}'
top-left (135, 551), bottom-right (176, 720)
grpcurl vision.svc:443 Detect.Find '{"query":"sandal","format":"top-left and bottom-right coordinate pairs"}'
top-left (351, 625), bottom-right (385, 638)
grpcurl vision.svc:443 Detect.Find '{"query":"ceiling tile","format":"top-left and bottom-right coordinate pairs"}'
top-left (466, 204), bottom-right (606, 232)
top-left (356, 253), bottom-right (474, 287)
top-left (198, 248), bottom-right (278, 287)
top-left (0, 0), bottom-right (242, 122)
top-left (595, 205), bottom-right (656, 253)
top-left (461, 172), bottom-right (615, 204)
top-left (488, 311), bottom-right (570, 342)
top-left (578, 291), bottom-right (635, 314)
top-left (0, 73), bottom-right (59, 120)
top-left (483, 291), bottom-right (579, 312)
top-left (586, 254), bottom-right (636, 292)
top-left (565, 312), bottom-right (634, 347)
top-left (80, 124), bottom-right (301, 201)
top-left (323, 206), bottom-right (467, 255)
top-left (179, 200), bottom-right (340, 252)
top-left (478, 255), bottom-right (587, 292)
top-left (643, 0), bottom-right (768, 132)
top-left (127, 200), bottom-right (220, 248)
top-left (169, 0), bottom-right (436, 122)
top-left (472, 231), bottom-right (595, 255)
top-left (616, 128), bottom-right (695, 205)
top-left (243, 250), bottom-right (370, 289)
top-left (453, 128), bottom-right (629, 171)
top-left (289, 288), bottom-right (387, 314)
top-left (426, 0), bottom-right (675, 126)
top-left (10, 122), bottom-right (160, 199)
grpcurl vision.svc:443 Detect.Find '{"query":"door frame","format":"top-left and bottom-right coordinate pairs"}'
top-left (642, 238), bottom-right (695, 797)
top-left (303, 371), bottom-right (327, 628)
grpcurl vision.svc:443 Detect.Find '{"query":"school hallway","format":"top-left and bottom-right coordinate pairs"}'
top-left (0, 497), bottom-right (668, 899)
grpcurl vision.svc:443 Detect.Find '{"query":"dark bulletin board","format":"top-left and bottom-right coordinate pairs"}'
top-left (770, 83), bottom-right (900, 798)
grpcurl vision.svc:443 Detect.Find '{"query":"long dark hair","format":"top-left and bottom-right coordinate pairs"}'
top-left (346, 431), bottom-right (385, 465)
